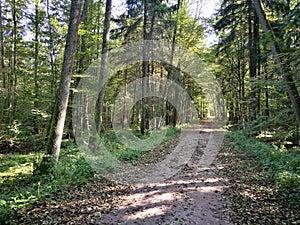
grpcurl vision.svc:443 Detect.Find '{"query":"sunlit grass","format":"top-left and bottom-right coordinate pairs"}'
top-left (0, 143), bottom-right (95, 224)
top-left (0, 153), bottom-right (40, 184)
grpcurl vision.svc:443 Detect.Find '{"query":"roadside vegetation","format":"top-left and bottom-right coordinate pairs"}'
top-left (219, 131), bottom-right (300, 224)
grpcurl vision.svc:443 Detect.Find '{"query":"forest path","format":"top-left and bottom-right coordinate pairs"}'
top-left (18, 120), bottom-right (231, 225)
top-left (99, 120), bottom-right (231, 225)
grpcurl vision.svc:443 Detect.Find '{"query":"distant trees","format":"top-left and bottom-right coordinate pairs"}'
top-left (252, 0), bottom-right (300, 126)
top-left (0, 0), bottom-right (26, 124)
top-left (106, 0), bottom-right (207, 135)
top-left (0, 0), bottom-right (70, 150)
top-left (215, 0), bottom-right (300, 143)
top-left (0, 0), bottom-right (209, 162)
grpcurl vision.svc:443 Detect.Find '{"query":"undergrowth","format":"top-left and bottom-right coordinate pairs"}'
top-left (102, 126), bottom-right (180, 161)
top-left (0, 141), bottom-right (94, 224)
top-left (227, 132), bottom-right (300, 206)
top-left (0, 126), bottom-right (180, 223)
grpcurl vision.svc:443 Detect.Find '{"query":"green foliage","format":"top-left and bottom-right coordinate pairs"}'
top-left (0, 126), bottom-right (45, 155)
top-left (164, 126), bottom-right (181, 141)
top-left (101, 126), bottom-right (180, 161)
top-left (54, 142), bottom-right (95, 184)
top-left (215, 0), bottom-right (300, 139)
top-left (115, 147), bottom-right (141, 161)
top-left (241, 108), bottom-right (298, 143)
top-left (277, 171), bottom-right (300, 189)
top-left (0, 142), bottom-right (94, 222)
top-left (227, 131), bottom-right (300, 205)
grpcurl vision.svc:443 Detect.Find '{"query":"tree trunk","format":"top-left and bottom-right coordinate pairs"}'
top-left (254, 11), bottom-right (261, 116)
top-left (253, 0), bottom-right (300, 126)
top-left (97, 0), bottom-right (112, 134)
top-left (33, 0), bottom-right (40, 134)
top-left (248, 0), bottom-right (256, 121)
top-left (165, 0), bottom-right (180, 126)
top-left (45, 0), bottom-right (82, 162)
top-left (264, 66), bottom-right (270, 117)
top-left (0, 1), bottom-right (6, 124)
top-left (0, 1), bottom-right (4, 89)
top-left (46, 0), bottom-right (57, 97)
top-left (11, 0), bottom-right (17, 122)
top-left (122, 68), bottom-right (128, 129)
top-left (141, 0), bottom-right (149, 135)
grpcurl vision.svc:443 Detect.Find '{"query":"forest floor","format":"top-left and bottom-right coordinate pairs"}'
top-left (17, 120), bottom-right (231, 225)
top-left (14, 120), bottom-right (300, 225)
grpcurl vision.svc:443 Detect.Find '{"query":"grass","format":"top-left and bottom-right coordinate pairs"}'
top-left (227, 131), bottom-right (300, 205)
top-left (0, 141), bottom-right (95, 224)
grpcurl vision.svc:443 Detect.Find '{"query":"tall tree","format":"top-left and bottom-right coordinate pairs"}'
top-left (0, 0), bottom-right (6, 123)
top-left (253, 0), bottom-right (300, 126)
top-left (32, 0), bottom-right (43, 133)
top-left (166, 0), bottom-right (181, 126)
top-left (46, 0), bottom-right (83, 162)
top-left (140, 0), bottom-right (149, 134)
top-left (97, 0), bottom-right (112, 134)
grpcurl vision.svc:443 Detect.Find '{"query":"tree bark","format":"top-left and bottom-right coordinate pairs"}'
top-left (254, 11), bottom-right (261, 116)
top-left (0, 1), bottom-right (6, 123)
top-left (122, 68), bottom-right (128, 129)
top-left (34, 1), bottom-right (39, 108)
top-left (248, 0), bottom-right (256, 120)
top-left (33, 0), bottom-right (40, 134)
top-left (165, 0), bottom-right (180, 126)
top-left (46, 0), bottom-right (82, 162)
top-left (141, 0), bottom-right (149, 135)
top-left (11, 0), bottom-right (17, 122)
top-left (97, 0), bottom-right (112, 134)
top-left (253, 0), bottom-right (300, 126)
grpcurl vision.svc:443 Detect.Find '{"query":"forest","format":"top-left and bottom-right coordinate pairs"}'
top-left (0, 0), bottom-right (300, 224)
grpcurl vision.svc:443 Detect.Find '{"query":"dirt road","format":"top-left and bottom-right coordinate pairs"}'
top-left (18, 120), bottom-right (231, 225)
top-left (99, 120), bottom-right (231, 224)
